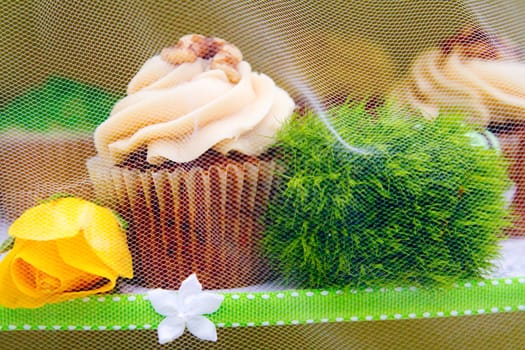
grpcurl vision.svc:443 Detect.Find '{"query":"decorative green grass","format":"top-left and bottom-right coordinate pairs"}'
top-left (263, 102), bottom-right (511, 289)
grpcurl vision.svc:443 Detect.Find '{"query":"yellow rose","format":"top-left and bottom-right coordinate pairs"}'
top-left (0, 197), bottom-right (133, 309)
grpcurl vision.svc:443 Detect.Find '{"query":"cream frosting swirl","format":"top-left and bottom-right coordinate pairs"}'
top-left (94, 41), bottom-right (294, 165)
top-left (393, 28), bottom-right (525, 127)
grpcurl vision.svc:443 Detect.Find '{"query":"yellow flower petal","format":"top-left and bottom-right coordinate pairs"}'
top-left (80, 204), bottom-right (134, 278)
top-left (0, 241), bottom-right (45, 308)
top-left (57, 234), bottom-right (118, 279)
top-left (10, 240), bottom-right (95, 298)
top-left (0, 239), bottom-right (119, 308)
top-left (8, 197), bottom-right (88, 240)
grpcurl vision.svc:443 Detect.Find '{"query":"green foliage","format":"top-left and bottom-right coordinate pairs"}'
top-left (0, 76), bottom-right (121, 131)
top-left (0, 236), bottom-right (14, 254)
top-left (263, 102), bottom-right (511, 289)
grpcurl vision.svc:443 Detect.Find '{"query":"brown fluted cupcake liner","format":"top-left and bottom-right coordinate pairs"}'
top-left (87, 157), bottom-right (276, 289)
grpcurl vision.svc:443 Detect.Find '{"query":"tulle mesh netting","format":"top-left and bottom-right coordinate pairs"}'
top-left (1, 1), bottom-right (525, 349)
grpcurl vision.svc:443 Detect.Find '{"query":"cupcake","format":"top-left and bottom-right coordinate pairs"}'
top-left (392, 26), bottom-right (525, 235)
top-left (87, 34), bottom-right (295, 289)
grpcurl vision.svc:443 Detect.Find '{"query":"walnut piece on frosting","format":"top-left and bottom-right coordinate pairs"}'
top-left (161, 34), bottom-right (243, 83)
top-left (439, 26), bottom-right (519, 61)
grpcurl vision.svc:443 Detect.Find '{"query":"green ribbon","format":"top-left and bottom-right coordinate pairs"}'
top-left (1, 277), bottom-right (524, 331)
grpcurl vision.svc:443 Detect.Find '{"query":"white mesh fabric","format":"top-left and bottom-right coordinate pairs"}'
top-left (1, 1), bottom-right (525, 349)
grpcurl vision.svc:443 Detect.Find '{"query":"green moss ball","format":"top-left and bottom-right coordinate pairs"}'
top-left (263, 103), bottom-right (511, 289)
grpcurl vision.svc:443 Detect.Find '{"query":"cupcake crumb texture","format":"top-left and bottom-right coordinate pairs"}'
top-left (161, 34), bottom-right (243, 83)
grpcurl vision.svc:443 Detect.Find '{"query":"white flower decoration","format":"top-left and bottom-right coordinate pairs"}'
top-left (147, 274), bottom-right (224, 344)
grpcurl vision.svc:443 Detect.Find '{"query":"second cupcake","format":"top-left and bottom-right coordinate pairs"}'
top-left (87, 34), bottom-right (295, 289)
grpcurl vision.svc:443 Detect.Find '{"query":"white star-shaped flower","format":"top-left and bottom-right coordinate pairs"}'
top-left (147, 274), bottom-right (224, 344)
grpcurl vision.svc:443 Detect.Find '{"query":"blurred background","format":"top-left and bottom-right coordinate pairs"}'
top-left (0, 0), bottom-right (484, 220)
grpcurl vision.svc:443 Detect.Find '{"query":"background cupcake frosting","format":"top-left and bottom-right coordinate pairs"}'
top-left (392, 27), bottom-right (525, 127)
